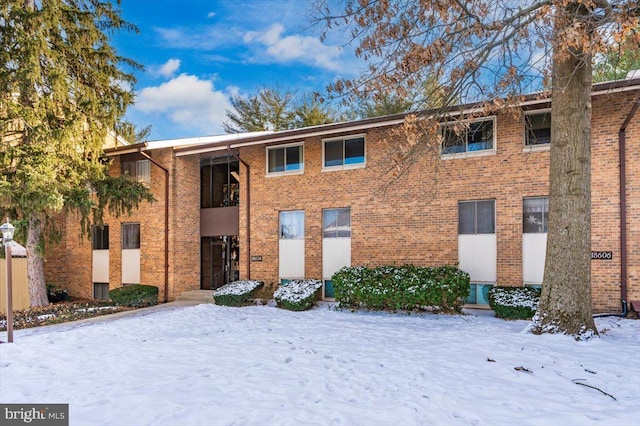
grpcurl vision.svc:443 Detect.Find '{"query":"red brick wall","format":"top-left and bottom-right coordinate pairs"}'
top-left (239, 89), bottom-right (640, 312)
top-left (44, 88), bottom-right (639, 312)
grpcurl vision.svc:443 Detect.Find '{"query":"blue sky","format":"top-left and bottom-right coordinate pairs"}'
top-left (111, 0), bottom-right (356, 141)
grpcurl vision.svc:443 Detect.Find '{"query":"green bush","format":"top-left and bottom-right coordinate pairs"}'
top-left (488, 286), bottom-right (541, 320)
top-left (214, 280), bottom-right (264, 306)
top-left (332, 265), bottom-right (470, 313)
top-left (109, 284), bottom-right (158, 307)
top-left (274, 279), bottom-right (323, 311)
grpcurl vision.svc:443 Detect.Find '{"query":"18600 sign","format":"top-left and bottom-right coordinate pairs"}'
top-left (591, 251), bottom-right (613, 260)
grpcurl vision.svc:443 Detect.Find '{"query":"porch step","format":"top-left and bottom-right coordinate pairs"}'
top-left (175, 290), bottom-right (216, 304)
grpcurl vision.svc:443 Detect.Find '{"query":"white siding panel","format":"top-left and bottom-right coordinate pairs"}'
top-left (523, 233), bottom-right (547, 284)
top-left (92, 250), bottom-right (109, 283)
top-left (279, 239), bottom-right (305, 279)
top-left (121, 249), bottom-right (141, 284)
top-left (458, 234), bottom-right (497, 282)
top-left (323, 238), bottom-right (351, 279)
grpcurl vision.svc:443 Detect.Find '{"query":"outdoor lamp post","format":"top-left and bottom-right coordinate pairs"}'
top-left (1, 218), bottom-right (15, 343)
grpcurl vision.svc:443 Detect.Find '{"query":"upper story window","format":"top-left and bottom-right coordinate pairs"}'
top-left (122, 159), bottom-right (151, 186)
top-left (441, 118), bottom-right (495, 156)
top-left (523, 197), bottom-right (549, 233)
top-left (323, 136), bottom-right (365, 170)
top-left (267, 143), bottom-right (303, 175)
top-left (122, 223), bottom-right (140, 249)
top-left (91, 225), bottom-right (109, 250)
top-left (458, 200), bottom-right (495, 234)
top-left (525, 111), bottom-right (551, 146)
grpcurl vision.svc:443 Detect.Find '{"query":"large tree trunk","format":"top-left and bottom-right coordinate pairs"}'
top-left (531, 4), bottom-right (598, 338)
top-left (27, 214), bottom-right (48, 307)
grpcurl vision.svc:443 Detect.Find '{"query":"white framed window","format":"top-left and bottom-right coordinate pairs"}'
top-left (323, 208), bottom-right (351, 238)
top-left (122, 223), bottom-right (140, 249)
top-left (266, 143), bottom-right (304, 176)
top-left (122, 159), bottom-right (151, 186)
top-left (322, 135), bottom-right (365, 170)
top-left (93, 283), bottom-right (109, 300)
top-left (91, 225), bottom-right (109, 250)
top-left (279, 211), bottom-right (304, 240)
top-left (524, 110), bottom-right (551, 148)
top-left (458, 200), bottom-right (495, 234)
top-left (523, 197), bottom-right (549, 233)
top-left (441, 117), bottom-right (495, 157)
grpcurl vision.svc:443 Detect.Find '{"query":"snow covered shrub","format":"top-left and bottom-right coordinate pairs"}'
top-left (214, 280), bottom-right (264, 306)
top-left (274, 279), bottom-right (323, 311)
top-left (332, 265), bottom-right (470, 313)
top-left (109, 285), bottom-right (158, 307)
top-left (488, 286), bottom-right (541, 320)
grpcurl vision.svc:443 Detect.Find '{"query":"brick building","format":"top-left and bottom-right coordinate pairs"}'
top-left (45, 78), bottom-right (640, 313)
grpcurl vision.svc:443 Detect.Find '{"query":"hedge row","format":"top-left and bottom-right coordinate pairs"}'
top-left (109, 284), bottom-right (158, 307)
top-left (488, 286), bottom-right (541, 320)
top-left (332, 265), bottom-right (470, 312)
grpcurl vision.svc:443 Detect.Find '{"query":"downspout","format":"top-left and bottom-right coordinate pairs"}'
top-left (227, 145), bottom-right (251, 280)
top-left (595, 97), bottom-right (639, 318)
top-left (139, 151), bottom-right (170, 303)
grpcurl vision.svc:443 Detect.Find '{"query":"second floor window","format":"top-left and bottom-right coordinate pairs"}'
top-left (267, 143), bottom-right (303, 175)
top-left (525, 111), bottom-right (551, 146)
top-left (122, 159), bottom-right (151, 186)
top-left (442, 118), bottom-right (495, 155)
top-left (323, 136), bottom-right (365, 169)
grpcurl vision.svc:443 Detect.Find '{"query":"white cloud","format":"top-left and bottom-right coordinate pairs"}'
top-left (243, 24), bottom-right (343, 71)
top-left (207, 12), bottom-right (216, 18)
top-left (135, 74), bottom-right (231, 135)
top-left (149, 59), bottom-right (181, 78)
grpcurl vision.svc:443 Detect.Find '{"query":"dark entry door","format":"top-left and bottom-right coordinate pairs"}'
top-left (201, 237), bottom-right (227, 290)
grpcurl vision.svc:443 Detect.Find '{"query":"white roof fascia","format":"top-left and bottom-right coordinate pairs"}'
top-left (174, 118), bottom-right (406, 157)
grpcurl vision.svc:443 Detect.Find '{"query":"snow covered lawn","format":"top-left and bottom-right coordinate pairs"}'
top-left (1, 304), bottom-right (638, 425)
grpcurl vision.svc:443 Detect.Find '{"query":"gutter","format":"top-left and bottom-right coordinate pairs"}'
top-left (616, 98), bottom-right (639, 316)
top-left (226, 145), bottom-right (251, 280)
top-left (596, 97), bottom-right (640, 318)
top-left (139, 151), bottom-right (170, 303)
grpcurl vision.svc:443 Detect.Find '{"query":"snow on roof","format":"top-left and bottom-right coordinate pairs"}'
top-left (143, 131), bottom-right (273, 151)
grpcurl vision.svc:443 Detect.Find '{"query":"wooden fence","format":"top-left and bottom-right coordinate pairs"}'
top-left (0, 257), bottom-right (30, 314)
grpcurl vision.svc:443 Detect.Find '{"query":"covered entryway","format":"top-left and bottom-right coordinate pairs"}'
top-left (201, 236), bottom-right (239, 290)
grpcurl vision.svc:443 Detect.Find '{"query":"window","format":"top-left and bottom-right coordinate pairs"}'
top-left (267, 143), bottom-right (303, 174)
top-left (91, 225), bottom-right (109, 250)
top-left (442, 118), bottom-right (495, 155)
top-left (122, 159), bottom-right (151, 186)
top-left (323, 136), bottom-right (365, 169)
top-left (458, 200), bottom-right (495, 234)
top-left (523, 197), bottom-right (549, 233)
top-left (525, 111), bottom-right (551, 146)
top-left (279, 211), bottom-right (304, 240)
top-left (93, 283), bottom-right (109, 300)
top-left (323, 208), bottom-right (351, 238)
top-left (122, 223), bottom-right (140, 249)
top-left (466, 283), bottom-right (492, 304)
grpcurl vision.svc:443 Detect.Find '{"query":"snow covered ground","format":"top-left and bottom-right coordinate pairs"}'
top-left (1, 303), bottom-right (638, 426)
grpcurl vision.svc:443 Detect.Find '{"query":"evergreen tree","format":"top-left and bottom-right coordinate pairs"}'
top-left (0, 0), bottom-right (153, 307)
